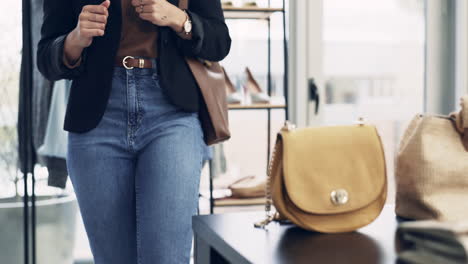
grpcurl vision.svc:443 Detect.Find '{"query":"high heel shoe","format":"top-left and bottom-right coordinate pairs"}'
top-left (243, 67), bottom-right (270, 104)
top-left (223, 67), bottom-right (243, 104)
top-left (222, 1), bottom-right (234, 7)
top-left (242, 1), bottom-right (258, 7)
top-left (229, 175), bottom-right (266, 198)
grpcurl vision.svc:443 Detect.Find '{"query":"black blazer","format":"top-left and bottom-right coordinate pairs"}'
top-left (37, 0), bottom-right (231, 133)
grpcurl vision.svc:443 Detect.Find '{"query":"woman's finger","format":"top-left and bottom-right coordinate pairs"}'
top-left (100, 0), bottom-right (111, 9)
top-left (81, 12), bottom-right (108, 23)
top-left (130, 0), bottom-right (157, 7)
top-left (82, 5), bottom-right (109, 16)
top-left (135, 4), bottom-right (154, 14)
top-left (138, 12), bottom-right (153, 22)
top-left (81, 20), bottom-right (106, 31)
top-left (81, 28), bottom-right (105, 38)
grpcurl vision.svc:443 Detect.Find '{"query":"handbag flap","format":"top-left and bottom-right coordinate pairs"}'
top-left (281, 124), bottom-right (386, 214)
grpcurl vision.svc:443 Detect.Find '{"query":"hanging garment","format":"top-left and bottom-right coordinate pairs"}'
top-left (211, 143), bottom-right (227, 178)
top-left (37, 80), bottom-right (69, 159)
top-left (37, 80), bottom-right (70, 188)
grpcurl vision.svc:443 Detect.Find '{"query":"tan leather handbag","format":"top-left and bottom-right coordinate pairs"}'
top-left (395, 96), bottom-right (468, 221)
top-left (255, 121), bottom-right (387, 233)
top-left (180, 0), bottom-right (231, 145)
top-left (185, 58), bottom-right (230, 145)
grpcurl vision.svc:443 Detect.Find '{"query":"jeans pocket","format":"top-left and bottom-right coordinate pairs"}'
top-left (150, 75), bottom-right (184, 111)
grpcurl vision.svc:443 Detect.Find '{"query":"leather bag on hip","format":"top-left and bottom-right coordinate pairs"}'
top-left (395, 96), bottom-right (468, 221)
top-left (179, 0), bottom-right (231, 145)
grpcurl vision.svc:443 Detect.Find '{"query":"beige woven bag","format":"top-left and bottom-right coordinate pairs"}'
top-left (395, 96), bottom-right (468, 221)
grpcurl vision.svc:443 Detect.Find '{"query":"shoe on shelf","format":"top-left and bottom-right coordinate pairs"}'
top-left (222, 1), bottom-right (234, 7)
top-left (227, 93), bottom-right (243, 105)
top-left (214, 173), bottom-right (254, 190)
top-left (228, 175), bottom-right (266, 198)
top-left (243, 1), bottom-right (258, 7)
top-left (223, 67), bottom-right (243, 104)
top-left (243, 67), bottom-right (270, 104)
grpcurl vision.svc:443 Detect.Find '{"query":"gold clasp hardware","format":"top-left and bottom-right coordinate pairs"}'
top-left (281, 121), bottom-right (296, 132)
top-left (122, 55), bottom-right (134, 70)
top-left (202, 60), bottom-right (212, 67)
top-left (254, 214), bottom-right (275, 229)
top-left (254, 212), bottom-right (279, 229)
top-left (331, 189), bottom-right (349, 205)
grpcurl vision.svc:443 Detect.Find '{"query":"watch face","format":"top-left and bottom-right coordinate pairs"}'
top-left (184, 20), bottom-right (192, 33)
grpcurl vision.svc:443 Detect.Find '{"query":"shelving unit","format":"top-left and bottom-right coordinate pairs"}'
top-left (223, 6), bottom-right (284, 19)
top-left (205, 1), bottom-right (288, 214)
top-left (228, 104), bottom-right (286, 110)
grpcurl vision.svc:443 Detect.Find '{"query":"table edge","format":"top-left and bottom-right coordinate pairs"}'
top-left (192, 215), bottom-right (253, 264)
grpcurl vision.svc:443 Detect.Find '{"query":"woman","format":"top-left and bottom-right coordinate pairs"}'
top-left (37, 0), bottom-right (231, 263)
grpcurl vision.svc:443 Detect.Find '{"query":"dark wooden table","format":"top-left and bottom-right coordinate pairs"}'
top-left (193, 205), bottom-right (398, 264)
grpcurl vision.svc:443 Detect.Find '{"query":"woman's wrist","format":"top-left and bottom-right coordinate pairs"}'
top-left (169, 8), bottom-right (187, 33)
top-left (63, 29), bottom-right (85, 68)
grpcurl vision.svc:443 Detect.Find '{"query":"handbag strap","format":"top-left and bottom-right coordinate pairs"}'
top-left (179, 0), bottom-right (189, 10)
top-left (254, 135), bottom-right (280, 228)
top-left (254, 121), bottom-right (296, 229)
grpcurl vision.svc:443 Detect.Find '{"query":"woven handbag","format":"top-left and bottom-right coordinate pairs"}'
top-left (395, 96), bottom-right (468, 221)
top-left (255, 120), bottom-right (387, 233)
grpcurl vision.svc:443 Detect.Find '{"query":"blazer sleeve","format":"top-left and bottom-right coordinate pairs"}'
top-left (37, 0), bottom-right (87, 81)
top-left (176, 0), bottom-right (231, 62)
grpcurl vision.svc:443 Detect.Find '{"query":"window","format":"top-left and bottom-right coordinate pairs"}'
top-left (0, 0), bottom-right (22, 198)
top-left (322, 0), bottom-right (425, 202)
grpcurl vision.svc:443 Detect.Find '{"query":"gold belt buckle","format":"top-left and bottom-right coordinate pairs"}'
top-left (122, 55), bottom-right (134, 70)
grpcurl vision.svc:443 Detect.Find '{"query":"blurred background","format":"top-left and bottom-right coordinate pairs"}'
top-left (1, 0), bottom-right (467, 263)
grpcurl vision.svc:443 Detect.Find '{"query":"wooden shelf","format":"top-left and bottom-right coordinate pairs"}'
top-left (205, 2), bottom-right (288, 214)
top-left (223, 6), bottom-right (284, 20)
top-left (200, 192), bottom-right (266, 207)
top-left (214, 197), bottom-right (266, 207)
top-left (228, 104), bottom-right (286, 110)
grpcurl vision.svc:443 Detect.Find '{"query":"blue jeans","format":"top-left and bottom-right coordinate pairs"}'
top-left (66, 58), bottom-right (206, 264)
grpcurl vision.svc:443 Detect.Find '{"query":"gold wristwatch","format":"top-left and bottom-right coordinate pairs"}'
top-left (180, 10), bottom-right (192, 35)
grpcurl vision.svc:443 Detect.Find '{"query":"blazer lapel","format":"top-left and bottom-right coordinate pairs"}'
top-left (93, 0), bottom-right (121, 56)
top-left (108, 0), bottom-right (121, 18)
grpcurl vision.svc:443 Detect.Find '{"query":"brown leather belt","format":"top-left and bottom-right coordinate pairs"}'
top-left (115, 56), bottom-right (153, 69)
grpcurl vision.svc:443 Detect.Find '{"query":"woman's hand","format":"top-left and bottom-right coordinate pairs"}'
top-left (63, 0), bottom-right (110, 67)
top-left (72, 0), bottom-right (111, 48)
top-left (131, 0), bottom-right (187, 33)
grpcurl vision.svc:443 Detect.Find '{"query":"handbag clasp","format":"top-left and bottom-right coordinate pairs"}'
top-left (331, 189), bottom-right (349, 205)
